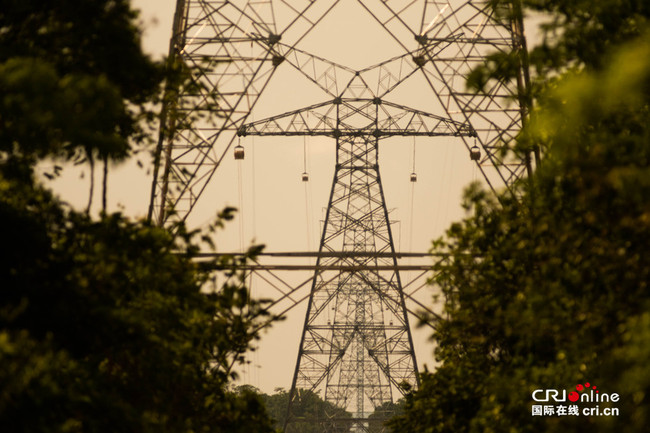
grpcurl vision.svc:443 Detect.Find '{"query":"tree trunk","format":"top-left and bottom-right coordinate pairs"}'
top-left (102, 156), bottom-right (108, 214)
top-left (86, 152), bottom-right (95, 214)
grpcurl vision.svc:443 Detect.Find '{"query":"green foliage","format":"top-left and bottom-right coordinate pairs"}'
top-left (0, 58), bottom-right (130, 162)
top-left (0, 1), bottom-right (277, 432)
top-left (0, 331), bottom-right (82, 433)
top-left (0, 0), bottom-right (160, 102)
top-left (391, 11), bottom-right (650, 433)
top-left (0, 1), bottom-right (162, 171)
top-left (524, 0), bottom-right (650, 71)
top-left (255, 386), bottom-right (401, 432)
top-left (468, 1), bottom-right (650, 105)
top-left (253, 386), bottom-right (404, 433)
top-left (258, 388), bottom-right (352, 433)
top-left (0, 168), bottom-right (276, 432)
top-left (367, 399), bottom-right (405, 433)
top-left (466, 51), bottom-right (521, 93)
top-left (606, 311), bottom-right (650, 431)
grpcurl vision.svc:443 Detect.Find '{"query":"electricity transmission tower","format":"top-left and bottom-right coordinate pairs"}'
top-left (239, 93), bottom-right (475, 432)
top-left (148, 1), bottom-right (532, 432)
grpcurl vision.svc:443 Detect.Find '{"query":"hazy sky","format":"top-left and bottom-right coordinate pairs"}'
top-left (50, 0), bottom-right (525, 393)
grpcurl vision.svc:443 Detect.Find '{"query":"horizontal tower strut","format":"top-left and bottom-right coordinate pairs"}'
top-left (207, 264), bottom-right (433, 271)
top-left (196, 251), bottom-right (445, 271)
top-left (237, 98), bottom-right (477, 138)
top-left (195, 251), bottom-right (444, 258)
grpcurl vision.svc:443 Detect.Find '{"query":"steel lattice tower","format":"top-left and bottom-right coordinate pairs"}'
top-left (238, 95), bottom-right (475, 431)
top-left (149, 1), bottom-right (532, 432)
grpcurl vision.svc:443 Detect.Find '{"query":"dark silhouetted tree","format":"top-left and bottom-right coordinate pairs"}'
top-left (0, 1), bottom-right (276, 432)
top-left (389, 2), bottom-right (650, 432)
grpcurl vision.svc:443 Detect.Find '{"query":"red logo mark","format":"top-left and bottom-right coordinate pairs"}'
top-left (571, 382), bottom-right (598, 401)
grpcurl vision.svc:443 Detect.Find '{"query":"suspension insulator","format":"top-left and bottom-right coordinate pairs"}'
top-left (234, 145), bottom-right (245, 160)
top-left (302, 172), bottom-right (309, 182)
top-left (470, 145), bottom-right (481, 161)
top-left (410, 172), bottom-right (417, 182)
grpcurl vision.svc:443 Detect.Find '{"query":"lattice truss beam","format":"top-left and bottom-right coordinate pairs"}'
top-left (149, 0), bottom-right (531, 226)
top-left (201, 248), bottom-right (447, 433)
top-left (294, 136), bottom-right (418, 420)
top-left (238, 96), bottom-right (473, 429)
top-left (237, 98), bottom-right (476, 137)
top-left (150, 2), bottom-right (531, 432)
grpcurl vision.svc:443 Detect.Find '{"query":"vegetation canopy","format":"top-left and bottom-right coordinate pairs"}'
top-left (389, 1), bottom-right (650, 432)
top-left (0, 1), bottom-right (277, 432)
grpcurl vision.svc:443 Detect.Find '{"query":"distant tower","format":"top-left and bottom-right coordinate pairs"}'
top-left (239, 90), bottom-right (475, 431)
top-left (149, 1), bottom-right (532, 432)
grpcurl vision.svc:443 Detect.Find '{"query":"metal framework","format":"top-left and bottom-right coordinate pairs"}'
top-left (197, 251), bottom-right (450, 327)
top-left (149, 1), bottom-right (532, 432)
top-left (148, 0), bottom-right (533, 226)
top-left (237, 90), bottom-right (474, 431)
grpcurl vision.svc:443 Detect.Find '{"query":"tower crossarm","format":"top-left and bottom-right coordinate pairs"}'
top-left (237, 98), bottom-right (476, 138)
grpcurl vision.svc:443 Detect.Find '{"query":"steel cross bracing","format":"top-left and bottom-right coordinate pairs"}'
top-left (233, 52), bottom-right (476, 430)
top-left (149, 0), bottom-right (532, 226)
top-left (196, 251), bottom-right (448, 328)
top-left (234, 42), bottom-right (478, 431)
top-left (149, 1), bottom-right (531, 432)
